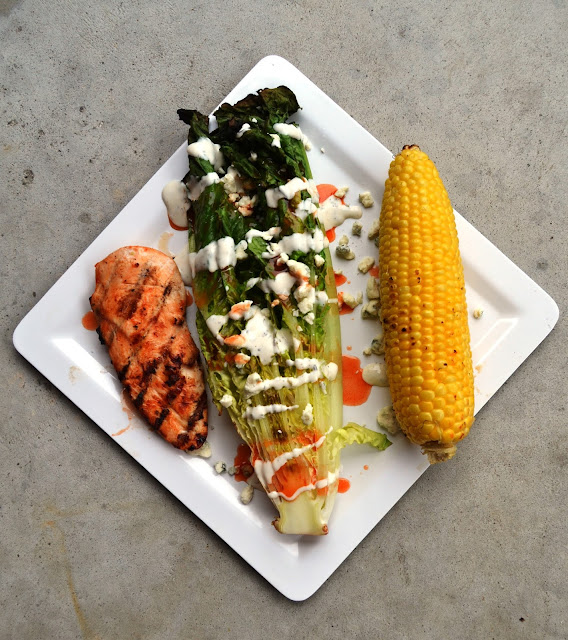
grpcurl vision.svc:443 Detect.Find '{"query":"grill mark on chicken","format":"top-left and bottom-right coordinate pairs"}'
top-left (133, 351), bottom-right (191, 412)
top-left (90, 246), bottom-right (208, 451)
top-left (154, 407), bottom-right (170, 430)
top-left (118, 362), bottom-right (130, 383)
top-left (131, 357), bottom-right (160, 407)
top-left (187, 391), bottom-right (208, 432)
top-left (101, 279), bottom-right (179, 386)
top-left (117, 277), bottom-right (146, 319)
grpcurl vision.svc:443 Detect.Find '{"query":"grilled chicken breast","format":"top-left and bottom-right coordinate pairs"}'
top-left (90, 246), bottom-right (208, 450)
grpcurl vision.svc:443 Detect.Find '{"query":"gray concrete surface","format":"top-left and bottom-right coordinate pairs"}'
top-left (1, 0), bottom-right (567, 638)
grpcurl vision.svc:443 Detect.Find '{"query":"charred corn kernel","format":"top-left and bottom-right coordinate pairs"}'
top-left (378, 145), bottom-right (474, 463)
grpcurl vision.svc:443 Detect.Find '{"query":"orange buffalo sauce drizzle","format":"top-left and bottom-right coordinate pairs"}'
top-left (337, 478), bottom-right (351, 493)
top-left (239, 430), bottom-right (333, 499)
top-left (342, 355), bottom-right (372, 406)
top-left (233, 443), bottom-right (253, 482)
top-left (81, 311), bottom-right (98, 331)
top-left (271, 462), bottom-right (318, 500)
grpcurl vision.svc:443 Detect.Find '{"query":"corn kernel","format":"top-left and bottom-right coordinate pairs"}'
top-left (431, 409), bottom-right (445, 423)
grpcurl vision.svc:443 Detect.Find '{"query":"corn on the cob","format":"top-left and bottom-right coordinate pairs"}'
top-left (378, 145), bottom-right (474, 463)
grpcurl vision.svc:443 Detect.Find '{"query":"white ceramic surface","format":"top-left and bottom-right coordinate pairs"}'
top-left (13, 56), bottom-right (559, 601)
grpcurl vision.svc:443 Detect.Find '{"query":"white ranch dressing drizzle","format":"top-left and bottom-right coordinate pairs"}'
top-left (273, 122), bottom-right (312, 150)
top-left (285, 358), bottom-right (320, 370)
top-left (188, 236), bottom-right (237, 281)
top-left (280, 177), bottom-right (309, 200)
top-left (206, 314), bottom-right (229, 343)
top-left (265, 176), bottom-right (307, 208)
top-left (239, 309), bottom-right (295, 364)
top-left (187, 137), bottom-right (224, 171)
top-left (244, 403), bottom-right (299, 421)
top-left (306, 179), bottom-right (320, 204)
top-left (244, 226), bottom-right (281, 243)
top-left (236, 123), bottom-right (250, 138)
top-left (262, 228), bottom-right (327, 259)
top-left (187, 172), bottom-right (220, 201)
top-left (190, 227), bottom-right (288, 280)
top-left (318, 195), bottom-right (362, 231)
top-left (259, 272), bottom-right (296, 297)
top-left (244, 368), bottom-right (322, 397)
top-left (161, 180), bottom-right (190, 228)
top-left (294, 198), bottom-right (317, 220)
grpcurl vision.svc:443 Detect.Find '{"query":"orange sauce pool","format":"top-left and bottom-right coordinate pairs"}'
top-left (334, 273), bottom-right (347, 287)
top-left (81, 311), bottom-right (98, 331)
top-left (369, 265), bottom-right (380, 278)
top-left (342, 355), bottom-right (372, 406)
top-left (326, 228), bottom-right (336, 243)
top-left (186, 290), bottom-right (193, 307)
top-left (337, 478), bottom-right (351, 493)
top-left (316, 183), bottom-right (338, 203)
top-left (363, 465), bottom-right (369, 471)
top-left (234, 443), bottom-right (253, 482)
top-left (112, 425), bottom-right (131, 437)
top-left (112, 389), bottom-right (138, 436)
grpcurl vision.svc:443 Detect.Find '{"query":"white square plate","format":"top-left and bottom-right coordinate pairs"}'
top-left (13, 56), bottom-right (559, 600)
